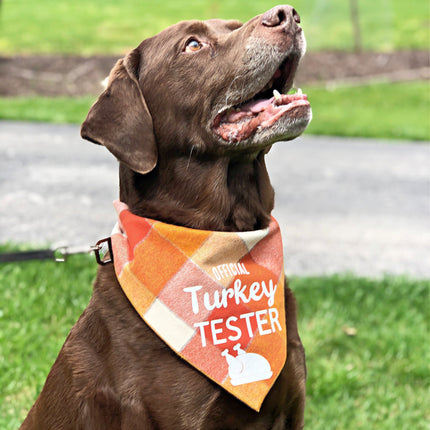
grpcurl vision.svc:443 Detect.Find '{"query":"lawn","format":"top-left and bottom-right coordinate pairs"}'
top-left (305, 81), bottom-right (430, 141)
top-left (0, 254), bottom-right (428, 429)
top-left (0, 0), bottom-right (428, 54)
top-left (1, 80), bottom-right (429, 141)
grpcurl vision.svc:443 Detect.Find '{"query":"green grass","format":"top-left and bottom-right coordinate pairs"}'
top-left (0, 252), bottom-right (428, 429)
top-left (1, 80), bottom-right (429, 141)
top-left (293, 275), bottom-right (430, 429)
top-left (0, 96), bottom-right (94, 124)
top-left (0, 253), bottom-right (96, 429)
top-left (306, 80), bottom-right (430, 141)
top-left (0, 0), bottom-right (428, 55)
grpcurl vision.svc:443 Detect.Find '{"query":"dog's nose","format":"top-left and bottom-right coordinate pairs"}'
top-left (261, 5), bottom-right (300, 28)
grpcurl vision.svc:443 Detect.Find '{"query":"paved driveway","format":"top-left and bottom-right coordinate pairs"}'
top-left (1, 121), bottom-right (429, 278)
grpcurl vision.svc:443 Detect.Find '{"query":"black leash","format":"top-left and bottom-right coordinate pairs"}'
top-left (0, 248), bottom-right (58, 263)
top-left (0, 237), bottom-right (113, 265)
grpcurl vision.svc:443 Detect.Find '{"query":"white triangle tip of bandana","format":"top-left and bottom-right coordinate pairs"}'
top-left (237, 227), bottom-right (270, 252)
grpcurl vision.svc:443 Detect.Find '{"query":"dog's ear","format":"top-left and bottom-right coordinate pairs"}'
top-left (81, 49), bottom-right (157, 174)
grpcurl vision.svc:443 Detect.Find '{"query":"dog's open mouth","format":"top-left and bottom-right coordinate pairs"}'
top-left (213, 55), bottom-right (310, 143)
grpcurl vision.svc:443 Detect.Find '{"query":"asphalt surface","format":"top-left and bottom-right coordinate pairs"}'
top-left (1, 120), bottom-right (429, 278)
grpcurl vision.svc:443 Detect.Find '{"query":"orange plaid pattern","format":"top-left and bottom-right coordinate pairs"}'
top-left (111, 200), bottom-right (287, 411)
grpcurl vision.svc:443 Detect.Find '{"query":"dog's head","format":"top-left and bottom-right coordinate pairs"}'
top-left (81, 5), bottom-right (311, 175)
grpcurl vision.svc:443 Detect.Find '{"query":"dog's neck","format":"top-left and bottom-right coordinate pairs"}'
top-left (119, 151), bottom-right (274, 232)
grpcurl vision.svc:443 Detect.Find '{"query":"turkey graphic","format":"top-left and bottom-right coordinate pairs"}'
top-left (221, 344), bottom-right (273, 386)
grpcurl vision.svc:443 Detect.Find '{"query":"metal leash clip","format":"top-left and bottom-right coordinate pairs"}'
top-left (53, 245), bottom-right (92, 262)
top-left (0, 238), bottom-right (113, 264)
top-left (54, 238), bottom-right (113, 264)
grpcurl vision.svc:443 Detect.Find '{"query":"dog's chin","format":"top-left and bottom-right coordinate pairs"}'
top-left (213, 102), bottom-right (312, 149)
top-left (251, 105), bottom-right (312, 146)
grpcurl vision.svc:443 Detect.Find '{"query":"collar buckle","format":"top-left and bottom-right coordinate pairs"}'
top-left (93, 237), bottom-right (113, 265)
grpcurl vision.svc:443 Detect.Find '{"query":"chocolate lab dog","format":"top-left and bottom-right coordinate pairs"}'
top-left (21, 5), bottom-right (311, 429)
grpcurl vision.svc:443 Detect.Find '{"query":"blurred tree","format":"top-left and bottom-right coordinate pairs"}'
top-left (350, 0), bottom-right (362, 52)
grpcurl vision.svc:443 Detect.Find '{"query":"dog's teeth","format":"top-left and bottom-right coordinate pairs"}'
top-left (273, 89), bottom-right (282, 100)
top-left (297, 88), bottom-right (302, 95)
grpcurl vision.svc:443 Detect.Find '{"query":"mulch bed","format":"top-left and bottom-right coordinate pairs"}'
top-left (0, 50), bottom-right (428, 97)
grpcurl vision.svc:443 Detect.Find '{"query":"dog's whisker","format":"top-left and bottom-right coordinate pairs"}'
top-left (187, 145), bottom-right (195, 170)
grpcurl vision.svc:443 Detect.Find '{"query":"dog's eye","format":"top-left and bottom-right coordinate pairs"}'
top-left (185, 38), bottom-right (202, 53)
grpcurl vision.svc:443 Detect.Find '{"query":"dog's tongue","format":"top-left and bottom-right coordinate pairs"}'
top-left (242, 98), bottom-right (274, 113)
top-left (214, 90), bottom-right (309, 143)
top-left (224, 98), bottom-right (273, 123)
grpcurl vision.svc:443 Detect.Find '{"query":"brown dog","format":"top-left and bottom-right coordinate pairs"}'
top-left (21, 5), bottom-right (311, 429)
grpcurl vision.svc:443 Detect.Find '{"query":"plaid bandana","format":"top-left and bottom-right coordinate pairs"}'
top-left (111, 200), bottom-right (287, 411)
